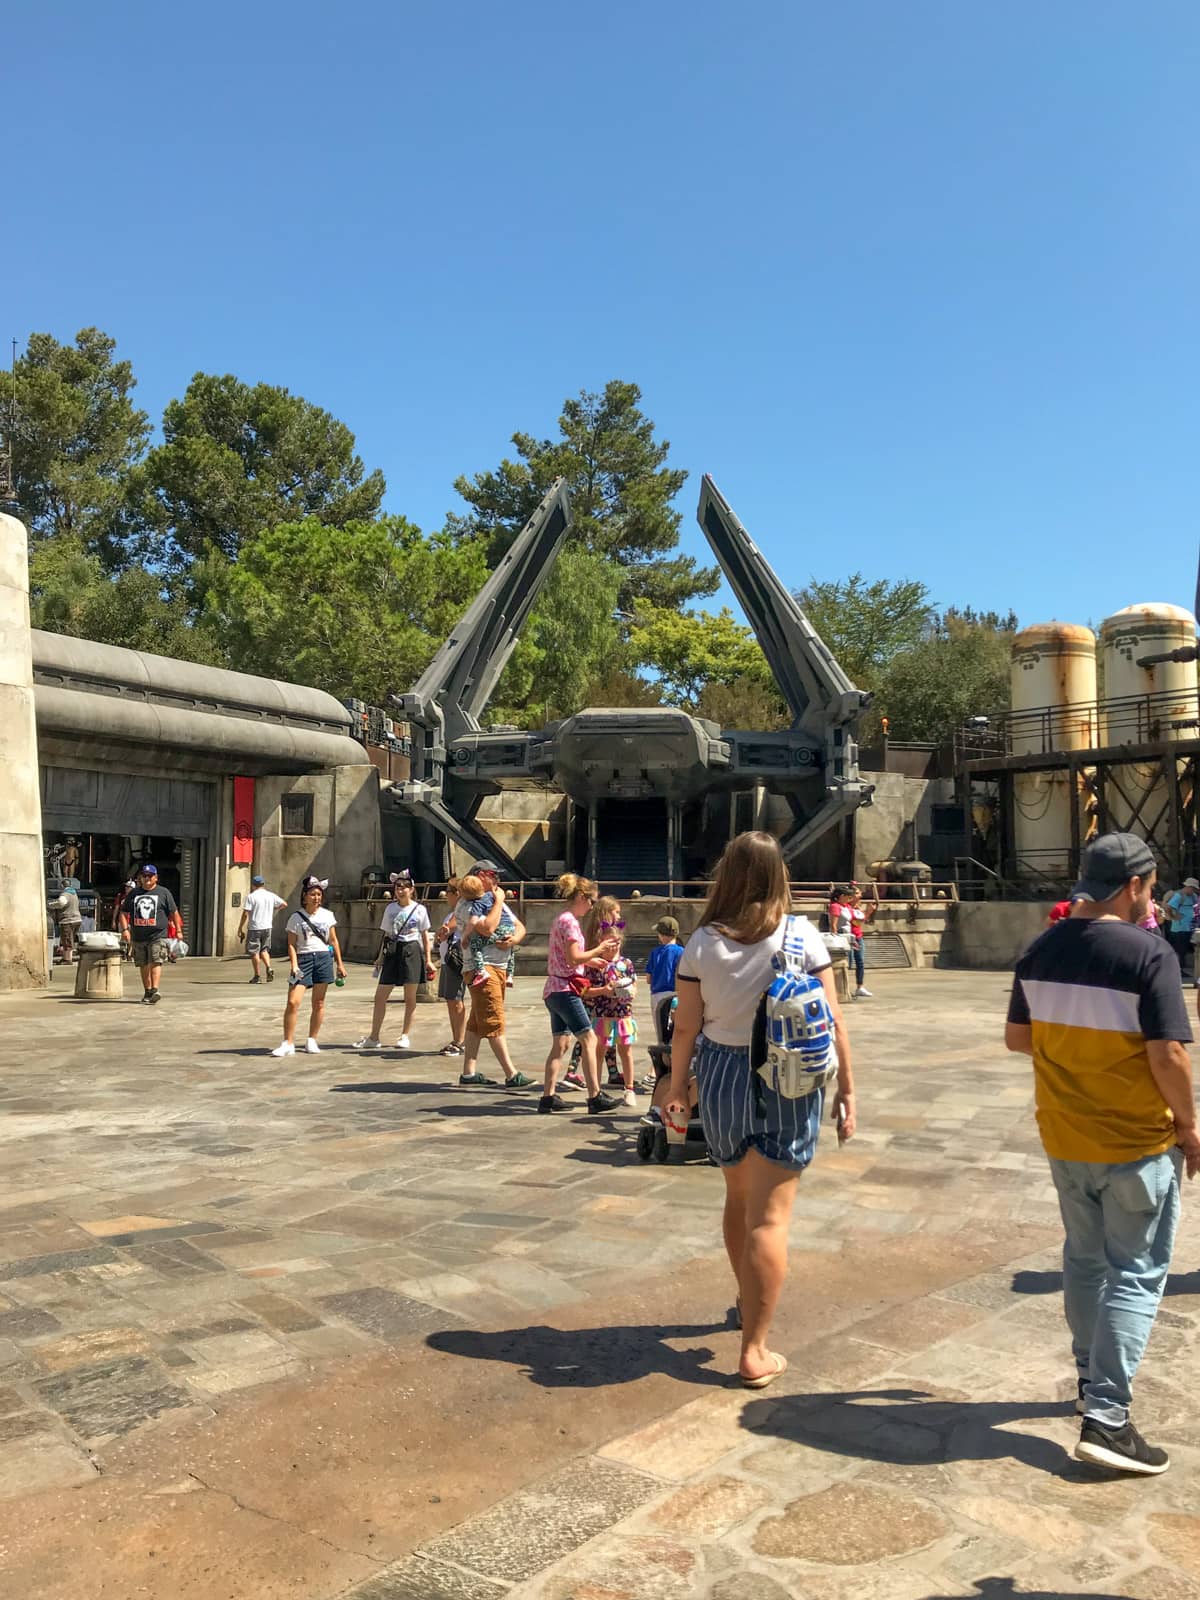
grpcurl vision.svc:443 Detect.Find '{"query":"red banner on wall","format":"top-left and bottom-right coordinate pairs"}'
top-left (232, 777), bottom-right (255, 865)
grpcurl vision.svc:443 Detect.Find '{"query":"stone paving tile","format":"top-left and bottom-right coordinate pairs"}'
top-left (317, 1286), bottom-right (458, 1340)
top-left (32, 1354), bottom-right (197, 1439)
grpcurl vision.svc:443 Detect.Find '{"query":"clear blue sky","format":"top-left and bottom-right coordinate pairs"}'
top-left (6, 0), bottom-right (1198, 629)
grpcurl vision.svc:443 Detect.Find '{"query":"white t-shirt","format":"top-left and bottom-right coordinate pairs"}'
top-left (244, 888), bottom-right (287, 932)
top-left (677, 916), bottom-right (832, 1047)
top-left (381, 901), bottom-right (430, 942)
top-left (286, 906), bottom-right (337, 954)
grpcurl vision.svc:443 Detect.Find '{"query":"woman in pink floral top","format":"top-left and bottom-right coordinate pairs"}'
top-left (541, 873), bottom-right (619, 1116)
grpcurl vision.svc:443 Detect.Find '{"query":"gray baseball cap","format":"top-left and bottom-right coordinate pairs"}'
top-left (1071, 832), bottom-right (1156, 902)
top-left (470, 859), bottom-right (502, 877)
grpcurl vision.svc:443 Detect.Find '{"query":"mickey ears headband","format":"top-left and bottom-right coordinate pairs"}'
top-left (302, 876), bottom-right (329, 891)
top-left (390, 870), bottom-right (413, 885)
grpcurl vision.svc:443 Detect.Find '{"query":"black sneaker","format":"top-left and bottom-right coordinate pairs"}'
top-left (140, 993), bottom-right (153, 1005)
top-left (538, 1094), bottom-right (566, 1113)
top-left (505, 1072), bottom-right (534, 1089)
top-left (587, 1092), bottom-right (619, 1114)
top-left (149, 990), bottom-right (161, 1004)
top-left (265, 967), bottom-right (275, 982)
top-left (249, 975), bottom-right (261, 984)
top-left (1076, 1378), bottom-right (1087, 1415)
top-left (1075, 1418), bottom-right (1169, 1475)
top-left (458, 1072), bottom-right (494, 1086)
top-left (607, 1070), bottom-right (624, 1087)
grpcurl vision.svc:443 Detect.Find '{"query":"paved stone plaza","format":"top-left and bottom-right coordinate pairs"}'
top-left (0, 960), bottom-right (1198, 1599)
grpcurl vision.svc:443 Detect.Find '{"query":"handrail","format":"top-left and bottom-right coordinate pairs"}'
top-left (354, 877), bottom-right (961, 907)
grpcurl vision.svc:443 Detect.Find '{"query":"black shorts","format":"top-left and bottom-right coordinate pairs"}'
top-left (437, 961), bottom-right (466, 1002)
top-left (379, 940), bottom-right (424, 988)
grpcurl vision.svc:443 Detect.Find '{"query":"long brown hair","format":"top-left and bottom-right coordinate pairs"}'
top-left (700, 831), bottom-right (790, 944)
top-left (584, 894), bottom-right (621, 947)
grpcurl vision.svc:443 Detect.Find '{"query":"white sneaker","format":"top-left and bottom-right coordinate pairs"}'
top-left (305, 1038), bottom-right (321, 1053)
top-left (354, 1036), bottom-right (383, 1050)
top-left (396, 1034), bottom-right (411, 1050)
top-left (622, 1089), bottom-right (637, 1108)
top-left (855, 987), bottom-right (874, 999)
top-left (270, 1041), bottom-right (295, 1057)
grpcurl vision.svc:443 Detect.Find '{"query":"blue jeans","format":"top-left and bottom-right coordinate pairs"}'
top-left (1048, 1149), bottom-right (1182, 1427)
top-left (849, 939), bottom-right (865, 987)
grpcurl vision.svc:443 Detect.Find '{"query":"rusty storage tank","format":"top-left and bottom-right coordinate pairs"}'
top-left (1099, 603), bottom-right (1197, 835)
top-left (1010, 623), bottom-right (1097, 880)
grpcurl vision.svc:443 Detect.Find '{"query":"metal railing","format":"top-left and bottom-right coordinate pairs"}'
top-left (357, 877), bottom-right (961, 907)
top-left (957, 686), bottom-right (1200, 761)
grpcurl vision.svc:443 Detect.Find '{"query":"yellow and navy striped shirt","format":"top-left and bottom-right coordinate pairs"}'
top-left (1008, 919), bottom-right (1192, 1163)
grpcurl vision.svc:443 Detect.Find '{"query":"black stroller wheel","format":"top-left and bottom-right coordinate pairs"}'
top-left (636, 1124), bottom-right (655, 1162)
top-left (653, 1125), bottom-right (670, 1163)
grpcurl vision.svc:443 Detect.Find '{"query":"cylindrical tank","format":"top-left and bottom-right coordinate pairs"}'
top-left (1009, 624), bottom-right (1097, 879)
top-left (1099, 603), bottom-right (1198, 839)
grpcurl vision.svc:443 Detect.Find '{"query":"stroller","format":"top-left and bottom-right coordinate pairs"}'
top-left (635, 1000), bottom-right (712, 1164)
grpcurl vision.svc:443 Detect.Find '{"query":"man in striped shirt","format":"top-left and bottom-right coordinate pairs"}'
top-left (1006, 831), bottom-right (1197, 1476)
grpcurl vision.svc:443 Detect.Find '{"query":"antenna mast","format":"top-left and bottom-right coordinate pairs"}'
top-left (0, 339), bottom-right (16, 515)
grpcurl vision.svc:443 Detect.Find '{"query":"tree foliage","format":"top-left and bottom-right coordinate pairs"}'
top-left (875, 608), bottom-right (1016, 743)
top-left (137, 372), bottom-right (387, 575)
top-left (12, 328), bottom-right (150, 562)
top-left (490, 549), bottom-right (623, 725)
top-left (795, 573), bottom-right (936, 689)
top-left (627, 605), bottom-right (789, 727)
top-left (452, 380), bottom-right (717, 611)
top-left (28, 537), bottom-right (220, 663)
top-left (203, 516), bottom-right (487, 704)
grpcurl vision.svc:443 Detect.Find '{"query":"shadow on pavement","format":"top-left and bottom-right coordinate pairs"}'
top-left (740, 1387), bottom-right (1081, 1477)
top-left (427, 1319), bottom-right (730, 1389)
top-left (1012, 1267), bottom-right (1200, 1297)
top-left (932, 1582), bottom-right (1130, 1600)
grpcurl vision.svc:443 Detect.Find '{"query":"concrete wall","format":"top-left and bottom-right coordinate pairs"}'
top-left (853, 772), bottom-right (955, 879)
top-left (242, 765), bottom-right (382, 955)
top-left (451, 790), bottom-right (569, 879)
top-left (0, 514), bottom-right (49, 990)
top-left (943, 901), bottom-right (1047, 969)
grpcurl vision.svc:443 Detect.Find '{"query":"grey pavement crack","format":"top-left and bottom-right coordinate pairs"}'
top-left (184, 1471), bottom-right (385, 1566)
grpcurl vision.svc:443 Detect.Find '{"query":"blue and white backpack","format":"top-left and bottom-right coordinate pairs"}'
top-left (750, 916), bottom-right (838, 1100)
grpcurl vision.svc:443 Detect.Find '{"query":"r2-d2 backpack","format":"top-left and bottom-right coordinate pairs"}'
top-left (750, 917), bottom-right (838, 1101)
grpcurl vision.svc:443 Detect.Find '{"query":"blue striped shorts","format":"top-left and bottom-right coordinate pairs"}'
top-left (694, 1036), bottom-right (824, 1171)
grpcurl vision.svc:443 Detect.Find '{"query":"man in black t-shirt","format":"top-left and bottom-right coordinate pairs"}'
top-left (119, 863), bottom-right (182, 1005)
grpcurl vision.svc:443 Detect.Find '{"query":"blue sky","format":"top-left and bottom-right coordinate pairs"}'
top-left (6, 0), bottom-right (1198, 629)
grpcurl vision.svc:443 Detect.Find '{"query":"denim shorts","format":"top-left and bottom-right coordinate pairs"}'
top-left (694, 1036), bottom-right (824, 1171)
top-left (545, 990), bottom-right (593, 1038)
top-left (293, 949), bottom-right (335, 989)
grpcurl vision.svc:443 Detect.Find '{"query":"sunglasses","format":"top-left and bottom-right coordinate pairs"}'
top-left (600, 919), bottom-right (626, 931)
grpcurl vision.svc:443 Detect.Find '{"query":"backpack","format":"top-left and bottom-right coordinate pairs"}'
top-left (750, 917), bottom-right (838, 1100)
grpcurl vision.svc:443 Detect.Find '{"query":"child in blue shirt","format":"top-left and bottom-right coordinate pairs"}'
top-left (645, 915), bottom-right (683, 1044)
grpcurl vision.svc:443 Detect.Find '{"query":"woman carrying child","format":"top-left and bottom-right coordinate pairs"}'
top-left (584, 897), bottom-right (639, 1108)
top-left (354, 870), bottom-right (432, 1051)
top-left (271, 876), bottom-right (347, 1057)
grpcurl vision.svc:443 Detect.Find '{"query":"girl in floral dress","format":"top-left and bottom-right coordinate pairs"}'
top-left (586, 897), bottom-right (639, 1108)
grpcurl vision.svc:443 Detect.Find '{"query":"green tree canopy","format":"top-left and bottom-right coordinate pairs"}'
top-left (795, 573), bottom-right (937, 689)
top-left (627, 604), bottom-right (788, 727)
top-left (12, 328), bottom-right (150, 563)
top-left (28, 536), bottom-right (220, 664)
top-left (452, 380), bottom-right (718, 611)
top-left (203, 516), bottom-right (487, 704)
top-left (875, 607), bottom-right (1017, 743)
top-left (138, 373), bottom-right (387, 577)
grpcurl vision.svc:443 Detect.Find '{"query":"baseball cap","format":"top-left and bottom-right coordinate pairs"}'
top-left (139, 863), bottom-right (158, 876)
top-left (251, 875), bottom-right (265, 885)
top-left (1185, 877), bottom-right (1200, 891)
top-left (655, 915), bottom-right (680, 937)
top-left (470, 859), bottom-right (502, 876)
top-left (1070, 832), bottom-right (1156, 903)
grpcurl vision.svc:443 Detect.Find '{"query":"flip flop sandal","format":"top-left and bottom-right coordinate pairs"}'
top-left (741, 1353), bottom-right (787, 1390)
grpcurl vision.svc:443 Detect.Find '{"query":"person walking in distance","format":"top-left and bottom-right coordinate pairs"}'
top-left (1163, 877), bottom-right (1199, 981)
top-left (238, 875), bottom-right (287, 983)
top-left (666, 832), bottom-right (856, 1388)
top-left (271, 876), bottom-right (346, 1057)
top-left (435, 881), bottom-right (467, 1059)
top-left (1006, 833), bottom-right (1198, 1475)
top-left (646, 915), bottom-right (684, 1046)
top-left (540, 874), bottom-right (621, 1115)
top-left (354, 871), bottom-right (432, 1051)
top-left (455, 861), bottom-right (533, 1089)
top-left (119, 864), bottom-right (183, 1005)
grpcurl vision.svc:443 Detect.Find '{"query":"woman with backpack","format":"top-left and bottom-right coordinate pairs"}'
top-left (353, 870), bottom-right (433, 1052)
top-left (270, 876), bottom-right (347, 1058)
top-left (666, 831), bottom-right (856, 1389)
